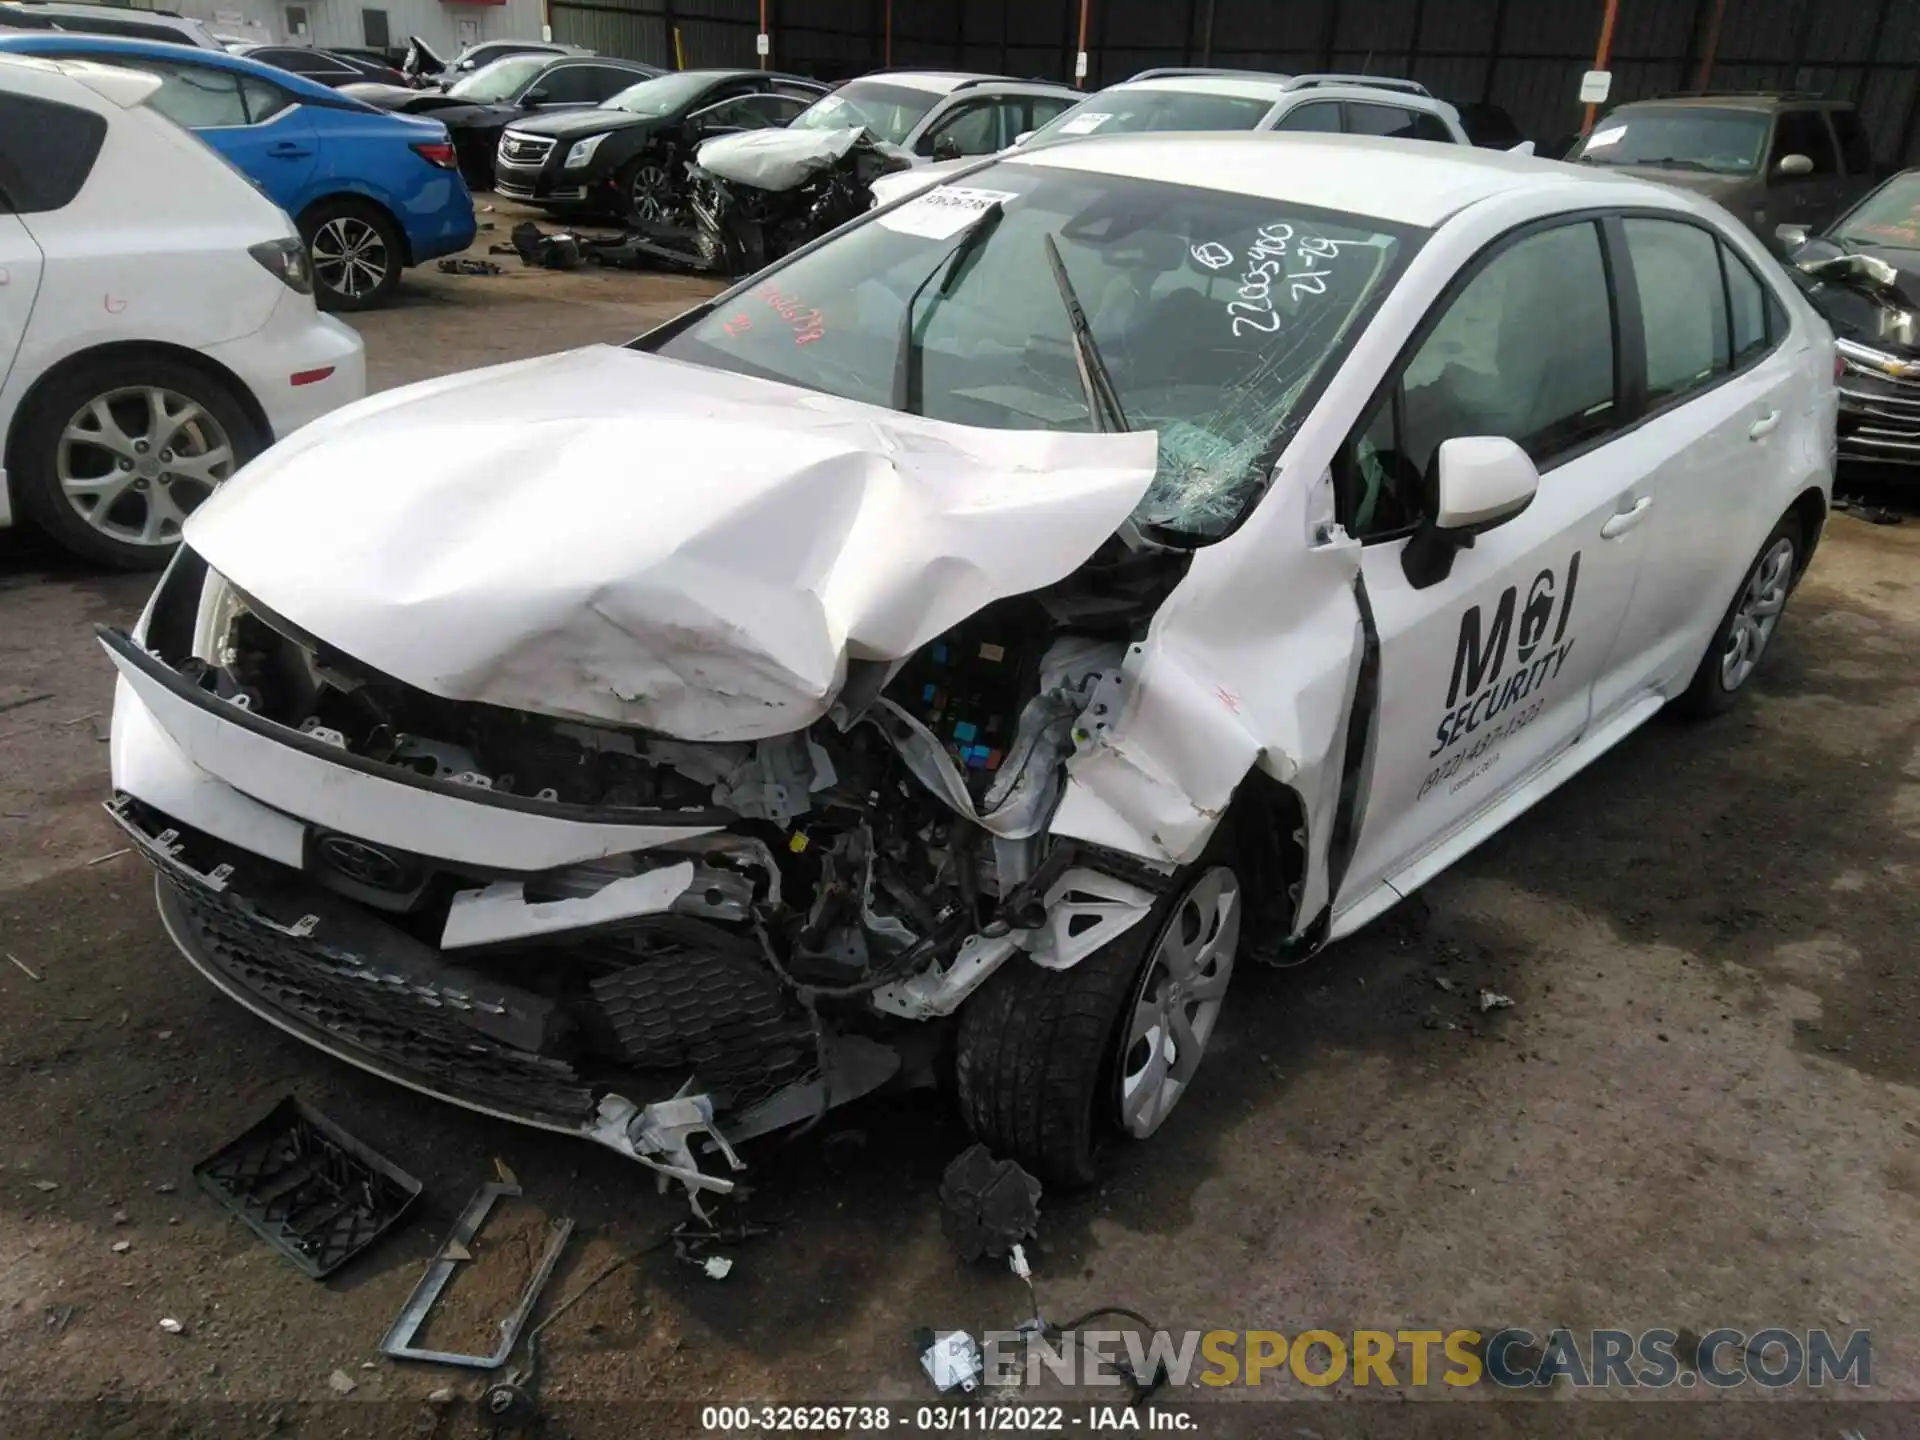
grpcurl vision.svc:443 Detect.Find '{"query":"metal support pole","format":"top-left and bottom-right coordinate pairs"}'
top-left (1582, 0), bottom-right (1622, 134)
top-left (757, 0), bottom-right (767, 67)
top-left (1481, 0), bottom-right (1507, 104)
top-left (1075, 0), bottom-right (1090, 87)
top-left (1695, 0), bottom-right (1728, 90)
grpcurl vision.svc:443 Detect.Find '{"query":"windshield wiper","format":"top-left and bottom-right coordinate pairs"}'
top-left (1042, 232), bottom-right (1128, 433)
top-left (890, 200), bottom-right (1006, 415)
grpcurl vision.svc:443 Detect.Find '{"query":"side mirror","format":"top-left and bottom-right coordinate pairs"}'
top-left (522, 86), bottom-right (548, 106)
top-left (930, 134), bottom-right (963, 162)
top-left (1401, 437), bottom-right (1540, 589)
top-left (1774, 222), bottom-right (1809, 250)
top-left (1775, 152), bottom-right (1814, 178)
top-left (1011, 129), bottom-right (1034, 147)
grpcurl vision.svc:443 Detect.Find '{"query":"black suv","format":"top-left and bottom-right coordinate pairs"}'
top-left (1571, 91), bottom-right (1878, 252)
top-left (494, 68), bottom-right (827, 225)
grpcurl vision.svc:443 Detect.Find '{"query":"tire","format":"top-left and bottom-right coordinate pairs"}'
top-left (1674, 515), bottom-right (1802, 718)
top-left (8, 355), bottom-right (260, 570)
top-left (954, 863), bottom-right (1243, 1188)
top-left (299, 197), bottom-right (404, 312)
top-left (618, 154), bottom-right (679, 228)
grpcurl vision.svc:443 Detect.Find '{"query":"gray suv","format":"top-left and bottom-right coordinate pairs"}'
top-left (1571, 92), bottom-right (1877, 252)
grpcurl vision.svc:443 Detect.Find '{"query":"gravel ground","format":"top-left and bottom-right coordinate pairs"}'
top-left (0, 205), bottom-right (1916, 1439)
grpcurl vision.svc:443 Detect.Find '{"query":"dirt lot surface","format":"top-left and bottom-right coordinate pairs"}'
top-left (1, 205), bottom-right (1917, 1438)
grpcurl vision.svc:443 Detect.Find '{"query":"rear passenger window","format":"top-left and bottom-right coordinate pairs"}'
top-left (0, 92), bottom-right (108, 213)
top-left (122, 60), bottom-right (253, 128)
top-left (1622, 218), bottom-right (1729, 402)
top-left (1274, 102), bottom-right (1341, 133)
top-left (1346, 102), bottom-right (1420, 139)
top-left (1410, 111), bottom-right (1455, 143)
top-left (1722, 243), bottom-right (1772, 365)
top-left (1338, 221), bottom-right (1618, 539)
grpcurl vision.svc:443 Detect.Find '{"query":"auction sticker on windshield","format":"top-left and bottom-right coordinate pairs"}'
top-left (878, 186), bottom-right (1021, 240)
top-left (1585, 125), bottom-right (1626, 149)
top-left (1058, 111), bottom-right (1112, 135)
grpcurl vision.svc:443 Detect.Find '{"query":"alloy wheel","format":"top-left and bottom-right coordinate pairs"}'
top-left (628, 162), bottom-right (674, 224)
top-left (310, 215), bottom-right (390, 300)
top-left (1720, 535), bottom-right (1796, 692)
top-left (1117, 865), bottom-right (1241, 1139)
top-left (57, 387), bottom-right (235, 547)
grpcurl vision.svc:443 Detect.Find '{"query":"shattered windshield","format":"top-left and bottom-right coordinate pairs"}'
top-left (1835, 174), bottom-right (1920, 250)
top-left (789, 81), bottom-right (942, 147)
top-left (1573, 107), bottom-right (1768, 172)
top-left (446, 55), bottom-right (546, 103)
top-left (657, 165), bottom-right (1417, 541)
top-left (1027, 87), bottom-right (1275, 143)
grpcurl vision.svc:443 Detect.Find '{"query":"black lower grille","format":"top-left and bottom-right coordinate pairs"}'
top-left (164, 873), bottom-right (598, 1125)
top-left (588, 923), bottom-right (819, 1111)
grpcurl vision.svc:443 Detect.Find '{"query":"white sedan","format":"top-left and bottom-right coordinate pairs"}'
top-left (0, 53), bottom-right (364, 567)
top-left (101, 133), bottom-right (1834, 1195)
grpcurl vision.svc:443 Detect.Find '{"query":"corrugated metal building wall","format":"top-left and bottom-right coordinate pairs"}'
top-left (550, 0), bottom-right (1920, 165)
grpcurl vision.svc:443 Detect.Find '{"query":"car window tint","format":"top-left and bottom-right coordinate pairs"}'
top-left (1274, 101), bottom-right (1341, 133)
top-left (585, 66), bottom-right (644, 101)
top-left (1829, 109), bottom-right (1873, 173)
top-left (1408, 222), bottom-right (1614, 464)
top-left (1623, 219), bottom-right (1729, 401)
top-left (1411, 110), bottom-right (1454, 143)
top-left (1028, 95), bottom-right (1075, 130)
top-left (0, 91), bottom-right (107, 213)
top-left (1771, 109), bottom-right (1836, 175)
top-left (1722, 243), bottom-right (1771, 365)
top-left (533, 66), bottom-right (598, 103)
top-left (1346, 102), bottom-right (1421, 139)
top-left (122, 60), bottom-right (252, 128)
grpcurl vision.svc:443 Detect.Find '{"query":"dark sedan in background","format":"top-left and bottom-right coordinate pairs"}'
top-left (345, 53), bottom-right (660, 190)
top-left (237, 43), bottom-right (406, 87)
top-left (493, 68), bottom-right (827, 225)
top-left (1782, 170), bottom-right (1920, 478)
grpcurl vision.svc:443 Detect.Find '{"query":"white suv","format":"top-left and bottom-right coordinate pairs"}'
top-left (0, 53), bottom-right (365, 566)
top-left (871, 68), bottom-right (1470, 205)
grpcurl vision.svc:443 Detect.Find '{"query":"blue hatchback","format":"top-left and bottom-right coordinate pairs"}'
top-left (0, 34), bottom-right (476, 309)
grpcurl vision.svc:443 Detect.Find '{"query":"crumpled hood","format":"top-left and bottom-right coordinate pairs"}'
top-left (182, 346), bottom-right (1159, 743)
top-left (697, 125), bottom-right (869, 191)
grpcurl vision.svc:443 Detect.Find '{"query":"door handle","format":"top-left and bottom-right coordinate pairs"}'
top-left (1748, 408), bottom-right (1782, 440)
top-left (1600, 495), bottom-right (1653, 539)
top-left (267, 142), bottom-right (312, 158)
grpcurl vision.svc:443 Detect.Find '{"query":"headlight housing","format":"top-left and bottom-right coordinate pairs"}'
top-left (248, 237), bottom-right (312, 295)
top-left (564, 133), bottom-right (606, 169)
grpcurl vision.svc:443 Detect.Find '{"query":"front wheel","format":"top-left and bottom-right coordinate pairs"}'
top-left (954, 864), bottom-right (1242, 1187)
top-left (1674, 516), bottom-right (1802, 717)
top-left (618, 155), bottom-right (680, 227)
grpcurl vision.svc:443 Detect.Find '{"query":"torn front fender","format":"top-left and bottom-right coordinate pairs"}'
top-left (1050, 465), bottom-right (1365, 929)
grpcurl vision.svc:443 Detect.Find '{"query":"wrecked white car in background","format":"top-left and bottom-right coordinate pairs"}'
top-left (104, 133), bottom-right (1835, 1199)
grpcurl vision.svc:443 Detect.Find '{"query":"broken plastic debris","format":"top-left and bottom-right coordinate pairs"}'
top-left (1434, 975), bottom-right (1458, 993)
top-left (111, 1240), bottom-right (131, 1254)
top-left (159, 1317), bottom-right (184, 1334)
top-left (31, 1180), bottom-right (57, 1192)
top-left (328, 1368), bottom-right (357, 1395)
top-left (1478, 989), bottom-right (1515, 1012)
top-left (939, 1143), bottom-right (1042, 1262)
top-left (917, 1328), bottom-right (984, 1393)
top-left (702, 1255), bottom-right (733, 1280)
top-left (1008, 1243), bottom-right (1031, 1281)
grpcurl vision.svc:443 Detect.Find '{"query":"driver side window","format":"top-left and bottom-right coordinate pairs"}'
top-left (1337, 219), bottom-right (1619, 541)
top-left (918, 99), bottom-right (1003, 157)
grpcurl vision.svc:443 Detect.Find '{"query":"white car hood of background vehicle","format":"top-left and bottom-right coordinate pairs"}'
top-left (181, 345), bottom-right (1159, 743)
top-left (870, 158), bottom-right (969, 207)
top-left (696, 125), bottom-right (896, 190)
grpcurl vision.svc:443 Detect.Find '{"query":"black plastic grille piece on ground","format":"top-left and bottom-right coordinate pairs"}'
top-left (193, 1096), bottom-right (423, 1279)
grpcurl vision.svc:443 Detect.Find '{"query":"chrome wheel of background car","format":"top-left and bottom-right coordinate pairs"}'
top-left (1719, 535), bottom-right (1795, 692)
top-left (57, 386), bottom-right (234, 547)
top-left (1117, 865), bottom-right (1241, 1139)
top-left (627, 161), bottom-right (674, 224)
top-left (310, 215), bottom-right (391, 301)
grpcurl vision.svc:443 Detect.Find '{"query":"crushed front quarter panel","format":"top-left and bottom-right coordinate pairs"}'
top-left (178, 346), bottom-right (1160, 744)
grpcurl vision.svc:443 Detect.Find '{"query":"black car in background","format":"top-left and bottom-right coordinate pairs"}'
top-left (1781, 169), bottom-right (1920, 477)
top-left (237, 43), bottom-right (406, 87)
top-left (343, 53), bottom-right (662, 191)
top-left (493, 68), bottom-right (828, 225)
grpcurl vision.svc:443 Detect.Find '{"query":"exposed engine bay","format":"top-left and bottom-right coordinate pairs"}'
top-left (107, 526), bottom-right (1186, 1197)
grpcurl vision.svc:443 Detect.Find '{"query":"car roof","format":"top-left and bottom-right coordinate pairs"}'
top-left (0, 46), bottom-right (162, 104)
top-left (852, 70), bottom-right (1008, 95)
top-left (1116, 73), bottom-right (1296, 100)
top-left (1608, 93), bottom-right (1840, 112)
top-left (0, 30), bottom-right (356, 101)
top-left (1004, 131), bottom-right (1665, 227)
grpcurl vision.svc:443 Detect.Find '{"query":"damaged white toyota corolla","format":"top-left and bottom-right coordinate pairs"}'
top-left (103, 134), bottom-right (1836, 1198)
